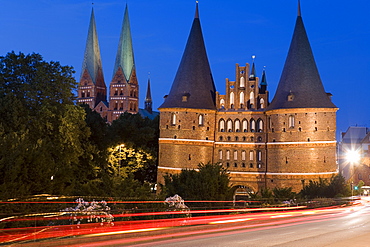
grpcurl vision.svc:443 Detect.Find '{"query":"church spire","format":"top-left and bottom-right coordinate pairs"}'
top-left (79, 8), bottom-right (107, 107)
top-left (268, 2), bottom-right (336, 110)
top-left (113, 4), bottom-right (135, 82)
top-left (195, 1), bottom-right (199, 19)
top-left (249, 55), bottom-right (256, 80)
top-left (145, 74), bottom-right (153, 114)
top-left (259, 67), bottom-right (267, 94)
top-left (81, 8), bottom-right (106, 88)
top-left (159, 2), bottom-right (216, 109)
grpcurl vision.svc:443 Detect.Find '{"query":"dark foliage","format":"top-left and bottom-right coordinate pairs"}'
top-left (300, 174), bottom-right (350, 199)
top-left (162, 163), bottom-right (233, 201)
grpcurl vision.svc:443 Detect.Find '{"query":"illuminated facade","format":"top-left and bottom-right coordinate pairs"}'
top-left (158, 3), bottom-right (338, 192)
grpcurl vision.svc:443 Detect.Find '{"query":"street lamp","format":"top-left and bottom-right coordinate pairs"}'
top-left (345, 148), bottom-right (361, 198)
top-left (118, 144), bottom-right (125, 177)
top-left (345, 149), bottom-right (361, 164)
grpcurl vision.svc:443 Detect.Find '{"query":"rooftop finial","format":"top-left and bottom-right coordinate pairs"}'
top-left (195, 1), bottom-right (199, 19)
top-left (298, 0), bottom-right (301, 17)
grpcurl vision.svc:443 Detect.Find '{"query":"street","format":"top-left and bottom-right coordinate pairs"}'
top-left (15, 198), bottom-right (370, 247)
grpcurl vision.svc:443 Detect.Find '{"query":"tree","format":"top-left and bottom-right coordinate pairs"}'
top-left (108, 113), bottom-right (159, 183)
top-left (300, 174), bottom-right (350, 199)
top-left (0, 52), bottom-right (91, 198)
top-left (162, 163), bottom-right (233, 201)
top-left (272, 187), bottom-right (296, 202)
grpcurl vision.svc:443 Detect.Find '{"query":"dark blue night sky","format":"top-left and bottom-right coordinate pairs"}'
top-left (0, 0), bottom-right (369, 136)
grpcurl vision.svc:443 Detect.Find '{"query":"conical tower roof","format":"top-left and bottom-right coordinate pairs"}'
top-left (81, 8), bottom-right (105, 87)
top-left (113, 4), bottom-right (135, 82)
top-left (145, 76), bottom-right (153, 113)
top-left (268, 3), bottom-right (336, 110)
top-left (145, 77), bottom-right (152, 103)
top-left (159, 3), bottom-right (216, 109)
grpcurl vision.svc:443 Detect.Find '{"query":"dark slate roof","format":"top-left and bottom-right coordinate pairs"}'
top-left (159, 4), bottom-right (216, 110)
top-left (267, 11), bottom-right (336, 110)
top-left (139, 108), bottom-right (159, 120)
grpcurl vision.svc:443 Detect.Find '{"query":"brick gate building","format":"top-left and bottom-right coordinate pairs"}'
top-left (157, 2), bottom-right (338, 192)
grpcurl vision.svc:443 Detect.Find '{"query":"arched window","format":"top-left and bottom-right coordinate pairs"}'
top-left (171, 113), bottom-right (176, 125)
top-left (257, 119), bottom-right (263, 132)
top-left (257, 151), bottom-right (262, 161)
top-left (250, 91), bottom-right (255, 108)
top-left (234, 151), bottom-right (238, 160)
top-left (227, 119), bottom-right (233, 132)
top-left (198, 114), bottom-right (204, 126)
top-left (289, 115), bottom-right (295, 128)
top-left (240, 76), bottom-right (245, 87)
top-left (220, 99), bottom-right (225, 109)
top-left (242, 151), bottom-right (246, 161)
top-left (249, 151), bottom-right (254, 161)
top-left (230, 92), bottom-right (235, 108)
top-left (219, 119), bottom-right (225, 132)
top-left (250, 119), bottom-right (256, 132)
top-left (235, 119), bottom-right (240, 132)
top-left (226, 150), bottom-right (230, 160)
top-left (219, 150), bottom-right (223, 160)
top-left (260, 98), bottom-right (265, 109)
top-left (239, 92), bottom-right (244, 108)
top-left (242, 119), bottom-right (248, 132)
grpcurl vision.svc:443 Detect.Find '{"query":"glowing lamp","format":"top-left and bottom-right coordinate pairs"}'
top-left (345, 149), bottom-right (361, 164)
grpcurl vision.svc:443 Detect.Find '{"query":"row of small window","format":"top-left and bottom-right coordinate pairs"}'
top-left (222, 162), bottom-right (263, 169)
top-left (171, 113), bottom-right (204, 126)
top-left (113, 101), bottom-right (137, 111)
top-left (218, 136), bottom-right (263, 142)
top-left (271, 127), bottom-right (326, 133)
top-left (81, 90), bottom-right (91, 98)
top-left (219, 118), bottom-right (263, 132)
top-left (219, 150), bottom-right (262, 161)
top-left (113, 89), bottom-right (137, 97)
top-left (220, 92), bottom-right (265, 110)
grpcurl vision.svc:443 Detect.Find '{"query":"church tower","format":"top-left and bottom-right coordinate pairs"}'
top-left (77, 8), bottom-right (107, 112)
top-left (145, 77), bottom-right (153, 114)
top-left (265, 1), bottom-right (338, 190)
top-left (157, 3), bottom-right (217, 183)
top-left (108, 4), bottom-right (139, 122)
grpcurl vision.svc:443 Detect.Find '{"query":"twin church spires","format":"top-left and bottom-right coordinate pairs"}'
top-left (77, 5), bottom-right (150, 122)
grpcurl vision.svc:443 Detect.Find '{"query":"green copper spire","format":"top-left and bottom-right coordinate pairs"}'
top-left (113, 4), bottom-right (135, 82)
top-left (81, 8), bottom-right (105, 87)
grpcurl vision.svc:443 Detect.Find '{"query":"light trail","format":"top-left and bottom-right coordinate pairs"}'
top-left (0, 200), bottom-right (361, 245)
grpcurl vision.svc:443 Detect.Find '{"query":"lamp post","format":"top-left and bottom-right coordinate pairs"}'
top-left (118, 144), bottom-right (125, 177)
top-left (345, 149), bottom-right (361, 199)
